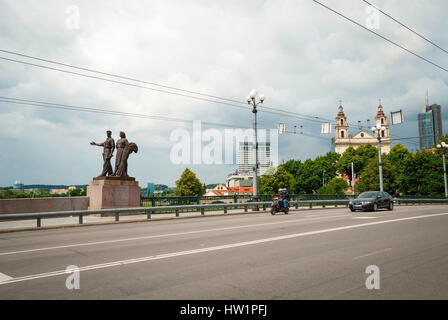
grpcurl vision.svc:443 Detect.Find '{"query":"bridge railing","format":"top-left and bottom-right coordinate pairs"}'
top-left (0, 198), bottom-right (446, 228)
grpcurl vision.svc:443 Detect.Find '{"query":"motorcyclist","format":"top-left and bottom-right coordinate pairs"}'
top-left (277, 188), bottom-right (284, 208)
top-left (282, 188), bottom-right (290, 209)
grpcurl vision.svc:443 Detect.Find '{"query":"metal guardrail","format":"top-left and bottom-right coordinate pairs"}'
top-left (140, 193), bottom-right (355, 207)
top-left (0, 199), bottom-right (446, 228)
top-left (393, 198), bottom-right (448, 205)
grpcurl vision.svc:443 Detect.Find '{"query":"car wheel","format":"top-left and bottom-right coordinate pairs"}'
top-left (388, 201), bottom-right (393, 211)
top-left (372, 203), bottom-right (377, 212)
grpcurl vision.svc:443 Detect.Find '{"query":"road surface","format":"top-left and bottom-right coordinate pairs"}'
top-left (0, 205), bottom-right (447, 299)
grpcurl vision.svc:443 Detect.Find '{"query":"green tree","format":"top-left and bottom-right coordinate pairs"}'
top-left (397, 150), bottom-right (444, 196)
top-left (435, 133), bottom-right (448, 155)
top-left (283, 152), bottom-right (339, 194)
top-left (174, 168), bottom-right (205, 196)
top-left (68, 188), bottom-right (86, 197)
top-left (387, 143), bottom-right (411, 173)
top-left (355, 156), bottom-right (397, 195)
top-left (337, 144), bottom-right (377, 181)
top-left (282, 159), bottom-right (302, 178)
top-left (259, 166), bottom-right (295, 194)
top-left (318, 178), bottom-right (349, 194)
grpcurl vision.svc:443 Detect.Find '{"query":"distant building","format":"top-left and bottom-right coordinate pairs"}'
top-left (13, 180), bottom-right (24, 190)
top-left (147, 182), bottom-right (155, 195)
top-left (204, 184), bottom-right (253, 196)
top-left (237, 142), bottom-right (271, 175)
top-left (333, 103), bottom-right (391, 155)
top-left (418, 104), bottom-right (443, 150)
top-left (226, 170), bottom-right (252, 187)
top-left (50, 189), bottom-right (68, 195)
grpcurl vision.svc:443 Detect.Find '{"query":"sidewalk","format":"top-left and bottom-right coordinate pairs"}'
top-left (0, 207), bottom-right (263, 231)
top-left (0, 205), bottom-right (339, 231)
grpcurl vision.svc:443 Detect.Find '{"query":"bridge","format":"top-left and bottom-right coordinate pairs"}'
top-left (0, 203), bottom-right (447, 299)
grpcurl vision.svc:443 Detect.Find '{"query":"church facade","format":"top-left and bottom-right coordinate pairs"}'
top-left (332, 103), bottom-right (391, 155)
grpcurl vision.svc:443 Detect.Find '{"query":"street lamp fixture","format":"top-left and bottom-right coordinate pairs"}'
top-left (246, 89), bottom-right (265, 206)
top-left (437, 142), bottom-right (448, 198)
top-left (372, 125), bottom-right (386, 192)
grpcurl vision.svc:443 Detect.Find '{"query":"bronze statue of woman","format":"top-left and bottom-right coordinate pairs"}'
top-left (113, 131), bottom-right (128, 176)
top-left (113, 131), bottom-right (138, 177)
top-left (114, 142), bottom-right (138, 177)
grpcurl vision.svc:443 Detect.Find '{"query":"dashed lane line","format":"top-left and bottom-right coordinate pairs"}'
top-left (0, 213), bottom-right (349, 256)
top-left (0, 212), bottom-right (446, 286)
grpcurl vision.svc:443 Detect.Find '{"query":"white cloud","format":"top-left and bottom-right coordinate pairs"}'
top-left (0, 0), bottom-right (448, 186)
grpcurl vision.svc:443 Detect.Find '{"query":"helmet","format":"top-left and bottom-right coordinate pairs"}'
top-left (278, 188), bottom-right (283, 192)
top-left (283, 188), bottom-right (287, 192)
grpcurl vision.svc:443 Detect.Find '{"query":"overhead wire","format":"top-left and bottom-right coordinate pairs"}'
top-left (0, 96), bottom-right (328, 140)
top-left (311, 0), bottom-right (448, 73)
top-left (0, 50), bottom-right (326, 124)
top-left (361, 0), bottom-right (448, 55)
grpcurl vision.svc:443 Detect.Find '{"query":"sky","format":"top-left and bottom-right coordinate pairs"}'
top-left (1, 0), bottom-right (448, 187)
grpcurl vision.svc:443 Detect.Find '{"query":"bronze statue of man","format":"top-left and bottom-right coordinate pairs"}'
top-left (90, 130), bottom-right (115, 177)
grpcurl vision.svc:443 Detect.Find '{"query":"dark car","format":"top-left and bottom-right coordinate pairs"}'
top-left (349, 191), bottom-right (394, 212)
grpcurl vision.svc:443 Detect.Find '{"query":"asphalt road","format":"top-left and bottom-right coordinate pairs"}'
top-left (0, 205), bottom-right (447, 299)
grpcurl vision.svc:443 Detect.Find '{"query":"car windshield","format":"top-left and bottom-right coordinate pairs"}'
top-left (358, 191), bottom-right (378, 199)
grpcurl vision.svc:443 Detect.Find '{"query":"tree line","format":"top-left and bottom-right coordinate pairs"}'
top-left (172, 133), bottom-right (448, 197)
top-left (261, 133), bottom-right (448, 196)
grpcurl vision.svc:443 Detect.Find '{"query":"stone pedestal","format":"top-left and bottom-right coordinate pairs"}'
top-left (87, 176), bottom-right (141, 210)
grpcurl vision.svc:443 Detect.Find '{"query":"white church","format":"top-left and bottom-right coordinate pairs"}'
top-left (332, 103), bottom-right (391, 155)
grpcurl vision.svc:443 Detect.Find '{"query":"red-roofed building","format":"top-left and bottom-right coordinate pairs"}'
top-left (204, 184), bottom-right (253, 196)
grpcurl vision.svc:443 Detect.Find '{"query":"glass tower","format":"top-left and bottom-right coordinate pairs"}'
top-left (418, 104), bottom-right (443, 150)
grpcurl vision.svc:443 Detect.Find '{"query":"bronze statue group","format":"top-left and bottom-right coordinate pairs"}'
top-left (90, 131), bottom-right (138, 178)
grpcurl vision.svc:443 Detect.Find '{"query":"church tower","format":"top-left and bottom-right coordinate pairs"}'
top-left (335, 104), bottom-right (349, 139)
top-left (372, 103), bottom-right (391, 153)
top-left (373, 103), bottom-right (389, 139)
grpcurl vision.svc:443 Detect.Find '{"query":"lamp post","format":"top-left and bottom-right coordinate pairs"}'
top-left (322, 169), bottom-right (326, 187)
top-left (437, 142), bottom-right (448, 198)
top-left (372, 123), bottom-right (386, 192)
top-left (246, 89), bottom-right (265, 206)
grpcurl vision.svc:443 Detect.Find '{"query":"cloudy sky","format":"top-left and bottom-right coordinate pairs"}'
top-left (1, 0), bottom-right (448, 187)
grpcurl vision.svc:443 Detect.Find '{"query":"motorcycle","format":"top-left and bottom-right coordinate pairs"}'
top-left (270, 196), bottom-right (289, 215)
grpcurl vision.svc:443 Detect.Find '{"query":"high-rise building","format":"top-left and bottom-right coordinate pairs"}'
top-left (237, 142), bottom-right (271, 175)
top-left (418, 104), bottom-right (443, 150)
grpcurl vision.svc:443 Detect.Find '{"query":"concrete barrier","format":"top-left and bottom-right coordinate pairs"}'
top-left (0, 197), bottom-right (89, 214)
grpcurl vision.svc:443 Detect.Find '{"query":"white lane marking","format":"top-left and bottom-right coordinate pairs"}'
top-left (1, 212), bottom-right (447, 286)
top-left (352, 217), bottom-right (378, 219)
top-left (0, 213), bottom-right (349, 256)
top-left (0, 272), bottom-right (13, 282)
top-left (353, 248), bottom-right (393, 260)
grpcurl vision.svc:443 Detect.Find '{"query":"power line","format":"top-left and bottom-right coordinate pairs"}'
top-left (311, 0), bottom-right (448, 73)
top-left (0, 56), bottom-right (250, 111)
top-left (0, 96), bottom-right (422, 148)
top-left (0, 49), bottom-right (414, 131)
top-left (0, 96), bottom-right (250, 129)
top-left (0, 49), bottom-right (244, 105)
top-left (0, 50), bottom-right (327, 124)
top-left (361, 0), bottom-right (448, 55)
top-left (0, 96), bottom-right (329, 141)
top-left (0, 51), bottom-right (423, 143)
top-left (284, 130), bottom-right (330, 141)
